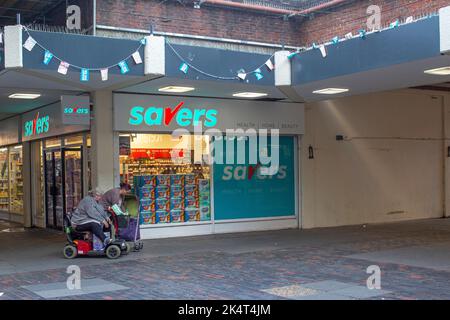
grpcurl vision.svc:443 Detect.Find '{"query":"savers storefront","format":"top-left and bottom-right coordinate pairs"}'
top-left (113, 94), bottom-right (304, 238)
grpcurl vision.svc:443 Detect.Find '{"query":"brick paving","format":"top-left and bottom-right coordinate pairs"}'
top-left (1, 218), bottom-right (450, 300)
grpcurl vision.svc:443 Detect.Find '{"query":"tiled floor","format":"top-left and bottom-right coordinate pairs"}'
top-left (1, 218), bottom-right (450, 299)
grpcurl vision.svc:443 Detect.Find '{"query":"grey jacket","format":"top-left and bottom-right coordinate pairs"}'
top-left (71, 195), bottom-right (108, 226)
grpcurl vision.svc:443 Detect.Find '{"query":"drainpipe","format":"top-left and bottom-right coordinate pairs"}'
top-left (202, 0), bottom-right (348, 16)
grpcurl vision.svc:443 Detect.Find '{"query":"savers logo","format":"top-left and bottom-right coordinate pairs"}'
top-left (129, 102), bottom-right (218, 128)
top-left (24, 112), bottom-right (49, 137)
top-left (222, 163), bottom-right (287, 181)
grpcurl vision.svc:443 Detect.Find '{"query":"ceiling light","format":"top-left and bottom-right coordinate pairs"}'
top-left (8, 93), bottom-right (41, 99)
top-left (313, 88), bottom-right (349, 95)
top-left (424, 66), bottom-right (450, 75)
top-left (158, 86), bottom-right (195, 93)
top-left (232, 92), bottom-right (268, 98)
top-left (0, 148), bottom-right (7, 152)
top-left (14, 145), bottom-right (22, 149)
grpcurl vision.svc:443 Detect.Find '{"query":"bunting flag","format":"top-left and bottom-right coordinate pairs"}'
top-left (80, 68), bottom-right (89, 81)
top-left (132, 51), bottom-right (142, 64)
top-left (331, 36), bottom-right (340, 44)
top-left (179, 62), bottom-right (189, 74)
top-left (43, 50), bottom-right (53, 65)
top-left (319, 45), bottom-right (327, 58)
top-left (345, 32), bottom-right (353, 40)
top-left (57, 61), bottom-right (69, 75)
top-left (118, 60), bottom-right (130, 74)
top-left (265, 59), bottom-right (274, 71)
top-left (237, 72), bottom-right (247, 80)
top-left (23, 36), bottom-right (36, 51)
top-left (101, 68), bottom-right (109, 81)
top-left (390, 20), bottom-right (400, 28)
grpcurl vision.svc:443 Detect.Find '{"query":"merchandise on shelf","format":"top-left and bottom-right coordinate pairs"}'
top-left (155, 198), bottom-right (170, 211)
top-left (139, 199), bottom-right (155, 213)
top-left (200, 206), bottom-right (211, 221)
top-left (156, 210), bottom-right (170, 223)
top-left (170, 209), bottom-right (184, 223)
top-left (156, 175), bottom-right (171, 186)
top-left (140, 212), bottom-right (156, 224)
top-left (155, 185), bottom-right (170, 199)
top-left (185, 208), bottom-right (200, 222)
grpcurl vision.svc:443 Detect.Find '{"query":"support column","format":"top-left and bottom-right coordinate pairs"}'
top-left (444, 93), bottom-right (450, 218)
top-left (91, 90), bottom-right (119, 192)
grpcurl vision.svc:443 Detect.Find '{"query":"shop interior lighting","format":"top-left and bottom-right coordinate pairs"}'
top-left (424, 66), bottom-right (450, 75)
top-left (313, 88), bottom-right (349, 95)
top-left (8, 93), bottom-right (41, 99)
top-left (158, 86), bottom-right (195, 93)
top-left (232, 92), bottom-right (268, 98)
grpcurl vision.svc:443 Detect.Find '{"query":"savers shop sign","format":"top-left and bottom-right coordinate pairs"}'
top-left (24, 113), bottom-right (49, 137)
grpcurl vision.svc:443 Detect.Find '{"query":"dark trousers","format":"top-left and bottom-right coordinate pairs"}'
top-left (76, 222), bottom-right (106, 242)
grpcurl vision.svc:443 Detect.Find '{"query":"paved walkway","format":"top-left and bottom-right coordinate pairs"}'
top-left (1, 218), bottom-right (450, 299)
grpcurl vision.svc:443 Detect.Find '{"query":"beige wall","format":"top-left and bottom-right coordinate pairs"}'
top-left (301, 90), bottom-right (449, 229)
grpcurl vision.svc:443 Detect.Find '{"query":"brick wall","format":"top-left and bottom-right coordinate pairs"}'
top-left (96, 0), bottom-right (450, 47)
top-left (298, 0), bottom-right (450, 46)
top-left (96, 0), bottom-right (302, 46)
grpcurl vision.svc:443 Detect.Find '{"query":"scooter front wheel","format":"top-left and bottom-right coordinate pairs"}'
top-left (105, 245), bottom-right (121, 259)
top-left (63, 244), bottom-right (77, 259)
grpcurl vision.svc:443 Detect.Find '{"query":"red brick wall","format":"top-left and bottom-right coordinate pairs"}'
top-left (96, 0), bottom-right (302, 46)
top-left (96, 0), bottom-right (450, 47)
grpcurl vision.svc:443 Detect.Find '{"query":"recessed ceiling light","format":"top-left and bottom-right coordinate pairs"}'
top-left (424, 66), bottom-right (450, 75)
top-left (232, 92), bottom-right (268, 98)
top-left (313, 88), bottom-right (349, 95)
top-left (158, 86), bottom-right (195, 93)
top-left (8, 93), bottom-right (41, 99)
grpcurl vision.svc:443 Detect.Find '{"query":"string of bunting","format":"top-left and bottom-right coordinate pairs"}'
top-left (166, 40), bottom-right (275, 82)
top-left (21, 26), bottom-right (146, 82)
top-left (286, 13), bottom-right (438, 60)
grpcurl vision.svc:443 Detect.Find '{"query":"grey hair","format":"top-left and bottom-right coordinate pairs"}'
top-left (88, 188), bottom-right (104, 197)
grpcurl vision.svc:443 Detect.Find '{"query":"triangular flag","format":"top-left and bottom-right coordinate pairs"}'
top-left (390, 20), bottom-right (400, 28)
top-left (405, 16), bottom-right (414, 24)
top-left (255, 72), bottom-right (263, 80)
top-left (57, 61), bottom-right (69, 75)
top-left (140, 38), bottom-right (147, 45)
top-left (237, 73), bottom-right (246, 80)
top-left (312, 43), bottom-right (319, 49)
top-left (23, 36), bottom-right (37, 51)
top-left (179, 63), bottom-right (189, 74)
top-left (118, 60), bottom-right (130, 74)
top-left (265, 59), bottom-right (274, 71)
top-left (331, 36), bottom-right (339, 44)
top-left (43, 50), bottom-right (53, 65)
top-left (80, 69), bottom-right (89, 82)
top-left (287, 51), bottom-right (298, 60)
top-left (132, 51), bottom-right (142, 64)
top-left (0, 33), bottom-right (3, 44)
top-left (359, 29), bottom-right (367, 39)
top-left (319, 45), bottom-right (327, 58)
top-left (100, 68), bottom-right (109, 81)
top-left (344, 32), bottom-right (353, 40)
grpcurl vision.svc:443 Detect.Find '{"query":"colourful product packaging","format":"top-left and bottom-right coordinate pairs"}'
top-left (156, 175), bottom-right (171, 186)
top-left (185, 196), bottom-right (199, 209)
top-left (198, 179), bottom-right (210, 192)
top-left (139, 186), bottom-right (155, 199)
top-left (170, 184), bottom-right (184, 198)
top-left (170, 197), bottom-right (184, 210)
top-left (185, 208), bottom-right (200, 222)
top-left (140, 212), bottom-right (156, 225)
top-left (156, 210), bottom-right (170, 223)
top-left (170, 209), bottom-right (184, 223)
top-left (170, 175), bottom-right (184, 186)
top-left (156, 185), bottom-right (170, 199)
top-left (184, 174), bottom-right (197, 185)
top-left (200, 206), bottom-right (210, 221)
top-left (139, 199), bottom-right (155, 213)
top-left (156, 198), bottom-right (170, 211)
top-left (184, 184), bottom-right (198, 197)
top-left (199, 192), bottom-right (210, 204)
top-left (140, 175), bottom-right (156, 187)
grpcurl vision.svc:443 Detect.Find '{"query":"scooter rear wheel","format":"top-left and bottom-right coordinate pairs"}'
top-left (105, 244), bottom-right (121, 259)
top-left (63, 245), bottom-right (77, 259)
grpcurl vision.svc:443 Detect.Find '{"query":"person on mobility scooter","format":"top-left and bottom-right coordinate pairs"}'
top-left (63, 188), bottom-right (128, 259)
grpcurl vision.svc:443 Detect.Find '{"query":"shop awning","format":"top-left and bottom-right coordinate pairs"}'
top-left (285, 10), bottom-right (450, 102)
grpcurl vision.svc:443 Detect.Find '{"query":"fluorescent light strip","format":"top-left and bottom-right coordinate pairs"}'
top-left (158, 86), bottom-right (195, 93)
top-left (313, 88), bottom-right (349, 95)
top-left (232, 92), bottom-right (268, 98)
top-left (424, 66), bottom-right (450, 75)
top-left (8, 93), bottom-right (41, 99)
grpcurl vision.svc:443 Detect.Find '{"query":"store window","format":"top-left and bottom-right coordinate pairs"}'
top-left (119, 133), bottom-right (211, 225)
top-left (0, 145), bottom-right (24, 215)
top-left (9, 146), bottom-right (23, 214)
top-left (213, 136), bottom-right (296, 220)
top-left (0, 148), bottom-right (8, 212)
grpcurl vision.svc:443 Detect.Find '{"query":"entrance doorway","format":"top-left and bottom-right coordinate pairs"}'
top-left (44, 147), bottom-right (83, 229)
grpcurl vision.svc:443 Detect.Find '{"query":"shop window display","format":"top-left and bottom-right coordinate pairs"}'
top-left (119, 134), bottom-right (211, 225)
top-left (0, 148), bottom-right (8, 212)
top-left (9, 146), bottom-right (23, 214)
